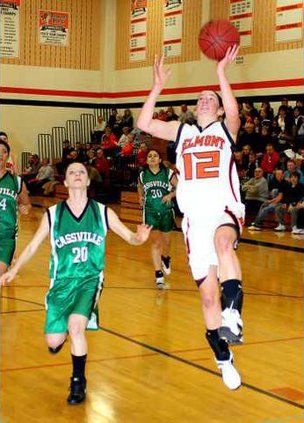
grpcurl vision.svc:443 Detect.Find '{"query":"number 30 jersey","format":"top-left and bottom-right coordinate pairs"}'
top-left (139, 166), bottom-right (174, 213)
top-left (175, 121), bottom-right (243, 217)
top-left (47, 200), bottom-right (108, 281)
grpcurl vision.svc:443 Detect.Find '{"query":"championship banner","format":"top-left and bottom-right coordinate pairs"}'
top-left (229, 0), bottom-right (254, 47)
top-left (0, 0), bottom-right (20, 58)
top-left (275, 0), bottom-right (303, 42)
top-left (163, 0), bottom-right (183, 57)
top-left (129, 0), bottom-right (147, 62)
top-left (39, 10), bottom-right (69, 46)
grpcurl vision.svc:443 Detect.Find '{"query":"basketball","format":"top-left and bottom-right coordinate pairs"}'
top-left (198, 20), bottom-right (240, 61)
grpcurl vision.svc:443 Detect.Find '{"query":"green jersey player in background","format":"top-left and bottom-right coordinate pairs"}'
top-left (0, 161), bottom-right (151, 405)
top-left (0, 140), bottom-right (30, 277)
top-left (138, 149), bottom-right (177, 289)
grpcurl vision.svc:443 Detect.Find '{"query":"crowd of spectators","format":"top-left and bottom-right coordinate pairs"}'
top-left (3, 98), bottom-right (304, 232)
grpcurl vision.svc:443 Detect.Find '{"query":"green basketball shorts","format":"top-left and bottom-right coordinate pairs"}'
top-left (144, 209), bottom-right (175, 232)
top-left (0, 239), bottom-right (16, 266)
top-left (45, 276), bottom-right (103, 334)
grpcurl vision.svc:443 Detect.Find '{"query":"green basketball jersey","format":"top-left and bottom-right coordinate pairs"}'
top-left (47, 200), bottom-right (108, 281)
top-left (0, 172), bottom-right (21, 239)
top-left (139, 166), bottom-right (174, 213)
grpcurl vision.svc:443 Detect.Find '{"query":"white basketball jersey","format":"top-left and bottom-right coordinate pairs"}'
top-left (175, 121), bottom-right (242, 217)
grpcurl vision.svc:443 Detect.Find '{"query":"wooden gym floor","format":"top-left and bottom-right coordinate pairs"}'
top-left (1, 198), bottom-right (303, 423)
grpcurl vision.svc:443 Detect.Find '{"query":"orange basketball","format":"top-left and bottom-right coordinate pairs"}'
top-left (198, 20), bottom-right (240, 61)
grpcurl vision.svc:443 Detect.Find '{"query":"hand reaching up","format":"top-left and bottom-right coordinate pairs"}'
top-left (153, 55), bottom-right (172, 88)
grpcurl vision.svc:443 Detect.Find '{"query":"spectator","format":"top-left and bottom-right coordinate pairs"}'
top-left (245, 151), bottom-right (258, 178)
top-left (249, 169), bottom-right (289, 231)
top-left (121, 109), bottom-right (134, 129)
top-left (74, 142), bottom-right (86, 162)
top-left (27, 158), bottom-right (54, 194)
top-left (92, 116), bottom-right (106, 143)
top-left (62, 140), bottom-right (73, 161)
top-left (85, 149), bottom-right (96, 166)
top-left (275, 172), bottom-right (304, 232)
top-left (112, 115), bottom-right (124, 138)
top-left (255, 124), bottom-right (273, 154)
top-left (22, 154), bottom-right (41, 184)
top-left (275, 105), bottom-right (295, 152)
top-left (179, 104), bottom-right (195, 124)
top-left (260, 144), bottom-right (280, 178)
top-left (165, 106), bottom-right (179, 121)
top-left (237, 122), bottom-right (256, 151)
top-left (241, 144), bottom-right (251, 168)
top-left (284, 159), bottom-right (304, 184)
top-left (136, 142), bottom-right (148, 168)
top-left (118, 126), bottom-right (130, 149)
top-left (101, 127), bottom-right (119, 157)
top-left (107, 108), bottom-right (118, 129)
top-left (120, 133), bottom-right (134, 157)
top-left (242, 168), bottom-right (269, 214)
top-left (93, 149), bottom-right (110, 186)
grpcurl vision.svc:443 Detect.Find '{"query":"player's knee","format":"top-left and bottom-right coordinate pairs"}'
top-left (68, 322), bottom-right (83, 338)
top-left (201, 292), bottom-right (218, 310)
top-left (46, 336), bottom-right (64, 350)
top-left (215, 234), bottom-right (234, 255)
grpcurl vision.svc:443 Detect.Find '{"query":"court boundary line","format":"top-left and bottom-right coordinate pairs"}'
top-left (100, 326), bottom-right (304, 410)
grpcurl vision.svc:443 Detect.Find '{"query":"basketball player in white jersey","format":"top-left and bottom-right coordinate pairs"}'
top-left (137, 45), bottom-right (244, 390)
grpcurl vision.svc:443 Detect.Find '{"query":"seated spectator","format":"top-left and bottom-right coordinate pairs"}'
top-left (136, 142), bottom-right (148, 168)
top-left (275, 105), bottom-right (295, 152)
top-left (121, 109), bottom-right (134, 130)
top-left (249, 169), bottom-right (289, 231)
top-left (275, 172), bottom-right (304, 232)
top-left (85, 149), bottom-right (96, 166)
top-left (179, 104), bottom-right (195, 124)
top-left (112, 115), bottom-right (124, 138)
top-left (260, 144), bottom-right (280, 179)
top-left (62, 140), bottom-right (73, 161)
top-left (22, 154), bottom-right (41, 184)
top-left (165, 106), bottom-right (179, 121)
top-left (245, 151), bottom-right (258, 178)
top-left (74, 142), bottom-right (86, 162)
top-left (293, 106), bottom-right (304, 149)
top-left (107, 108), bottom-right (118, 129)
top-left (241, 144), bottom-right (251, 168)
top-left (92, 115), bottom-right (106, 143)
top-left (120, 133), bottom-right (134, 157)
top-left (242, 168), bottom-right (269, 214)
top-left (93, 149), bottom-right (110, 187)
top-left (234, 151), bottom-right (246, 178)
top-left (237, 122), bottom-right (257, 151)
top-left (101, 127), bottom-right (119, 157)
top-left (284, 159), bottom-right (304, 184)
top-left (255, 124), bottom-right (273, 154)
top-left (118, 126), bottom-right (130, 149)
top-left (158, 109), bottom-right (167, 121)
top-left (27, 158), bottom-right (54, 194)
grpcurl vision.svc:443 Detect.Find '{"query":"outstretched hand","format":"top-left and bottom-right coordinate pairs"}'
top-left (217, 44), bottom-right (239, 71)
top-left (153, 55), bottom-right (172, 88)
top-left (134, 224), bottom-right (152, 244)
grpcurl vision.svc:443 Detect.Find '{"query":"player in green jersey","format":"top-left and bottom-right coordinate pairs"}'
top-left (0, 161), bottom-right (151, 405)
top-left (0, 140), bottom-right (30, 276)
top-left (138, 149), bottom-right (177, 289)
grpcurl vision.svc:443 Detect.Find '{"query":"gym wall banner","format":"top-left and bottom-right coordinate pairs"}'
top-left (0, 0), bottom-right (20, 58)
top-left (38, 10), bottom-right (69, 47)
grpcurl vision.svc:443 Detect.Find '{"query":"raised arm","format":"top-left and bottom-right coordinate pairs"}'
top-left (0, 212), bottom-right (49, 285)
top-left (107, 207), bottom-right (151, 245)
top-left (137, 55), bottom-right (180, 141)
top-left (217, 45), bottom-right (240, 139)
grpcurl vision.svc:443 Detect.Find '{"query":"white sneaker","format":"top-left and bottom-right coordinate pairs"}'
top-left (219, 307), bottom-right (243, 345)
top-left (216, 351), bottom-right (241, 390)
top-left (274, 224), bottom-right (286, 231)
top-left (292, 227), bottom-right (304, 234)
top-left (248, 224), bottom-right (261, 231)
